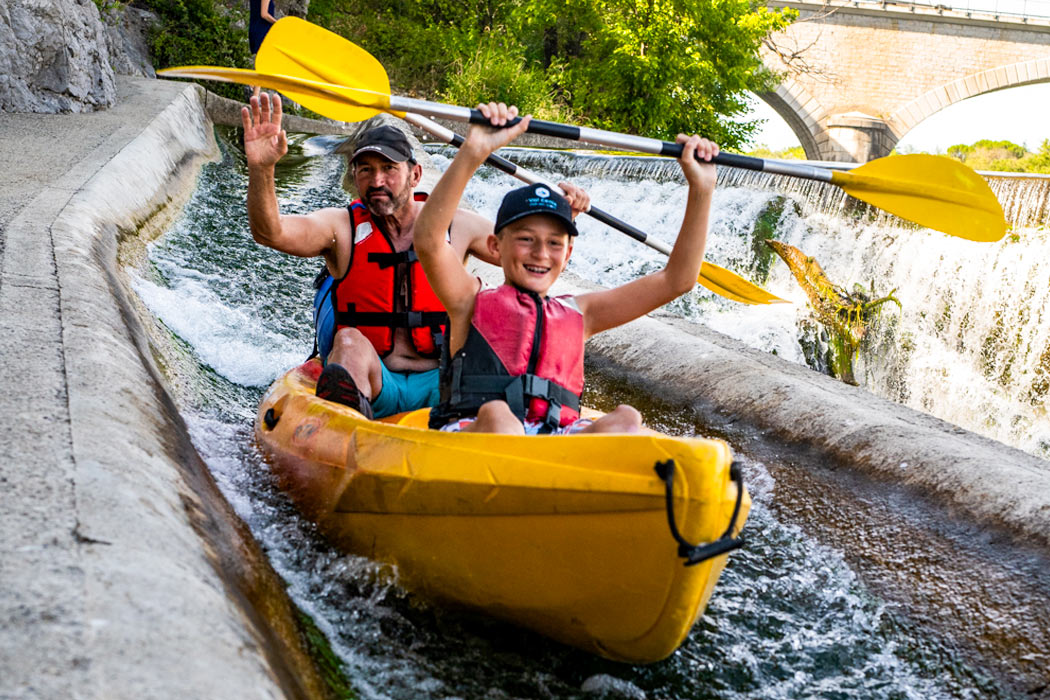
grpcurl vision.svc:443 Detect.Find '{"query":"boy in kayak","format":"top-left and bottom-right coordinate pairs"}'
top-left (414, 103), bottom-right (718, 434)
top-left (242, 93), bottom-right (589, 419)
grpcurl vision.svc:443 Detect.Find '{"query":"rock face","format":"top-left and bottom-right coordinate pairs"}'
top-left (0, 0), bottom-right (116, 113)
top-left (104, 6), bottom-right (157, 79)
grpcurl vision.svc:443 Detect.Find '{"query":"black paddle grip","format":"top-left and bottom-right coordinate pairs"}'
top-left (447, 130), bottom-right (520, 177)
top-left (468, 109), bottom-right (581, 141)
top-left (659, 140), bottom-right (765, 172)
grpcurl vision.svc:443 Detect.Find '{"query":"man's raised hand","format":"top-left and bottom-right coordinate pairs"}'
top-left (242, 92), bottom-right (288, 169)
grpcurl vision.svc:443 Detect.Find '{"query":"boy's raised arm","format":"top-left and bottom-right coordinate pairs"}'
top-left (414, 103), bottom-right (531, 315)
top-left (577, 135), bottom-right (718, 338)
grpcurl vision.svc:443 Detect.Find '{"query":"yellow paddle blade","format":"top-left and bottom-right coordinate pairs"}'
top-left (257, 17), bottom-right (390, 122)
top-left (698, 261), bottom-right (789, 305)
top-left (157, 66), bottom-right (403, 122)
top-left (831, 154), bottom-right (1005, 242)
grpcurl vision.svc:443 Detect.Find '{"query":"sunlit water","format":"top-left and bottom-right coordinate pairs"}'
top-left (126, 129), bottom-right (1018, 698)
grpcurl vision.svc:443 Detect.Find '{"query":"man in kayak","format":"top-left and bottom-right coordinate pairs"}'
top-left (415, 102), bottom-right (718, 435)
top-left (241, 93), bottom-right (590, 418)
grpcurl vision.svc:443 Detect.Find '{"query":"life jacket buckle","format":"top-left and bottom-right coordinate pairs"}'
top-left (522, 375), bottom-right (550, 399)
top-left (543, 400), bottom-right (562, 431)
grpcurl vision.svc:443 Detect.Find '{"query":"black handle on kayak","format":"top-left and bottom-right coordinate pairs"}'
top-left (655, 459), bottom-right (746, 566)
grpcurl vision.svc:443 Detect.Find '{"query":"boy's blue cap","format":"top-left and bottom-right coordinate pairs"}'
top-left (495, 184), bottom-right (578, 237)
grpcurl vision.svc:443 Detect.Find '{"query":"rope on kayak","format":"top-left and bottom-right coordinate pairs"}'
top-left (655, 459), bottom-right (746, 566)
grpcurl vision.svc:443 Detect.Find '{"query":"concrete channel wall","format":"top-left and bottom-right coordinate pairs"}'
top-left (0, 78), bottom-right (330, 699)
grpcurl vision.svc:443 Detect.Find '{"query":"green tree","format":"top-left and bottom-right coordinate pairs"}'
top-left (947, 143), bottom-right (973, 161)
top-left (141, 0), bottom-right (252, 100)
top-left (554, 0), bottom-right (794, 144)
top-left (310, 0), bottom-right (795, 150)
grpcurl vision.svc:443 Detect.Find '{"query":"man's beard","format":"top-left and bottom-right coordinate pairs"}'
top-left (364, 185), bottom-right (412, 217)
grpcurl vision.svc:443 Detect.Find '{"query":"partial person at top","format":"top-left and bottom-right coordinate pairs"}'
top-left (414, 102), bottom-right (718, 435)
top-left (249, 0), bottom-right (277, 99)
top-left (240, 93), bottom-right (591, 419)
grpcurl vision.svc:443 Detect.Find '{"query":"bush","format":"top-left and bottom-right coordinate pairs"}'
top-left (945, 138), bottom-right (1050, 173)
top-left (139, 0), bottom-right (252, 101)
top-left (441, 40), bottom-right (571, 121)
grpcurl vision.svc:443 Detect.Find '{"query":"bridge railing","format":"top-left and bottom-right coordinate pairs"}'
top-left (845, 0), bottom-right (1050, 19)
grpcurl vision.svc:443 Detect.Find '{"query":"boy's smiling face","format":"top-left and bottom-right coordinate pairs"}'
top-left (489, 214), bottom-right (574, 295)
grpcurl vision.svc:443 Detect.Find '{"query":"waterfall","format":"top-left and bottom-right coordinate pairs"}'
top-left (426, 146), bottom-right (1050, 458)
top-left (987, 173), bottom-right (1050, 230)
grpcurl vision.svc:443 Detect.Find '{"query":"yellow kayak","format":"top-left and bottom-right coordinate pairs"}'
top-left (255, 359), bottom-right (750, 663)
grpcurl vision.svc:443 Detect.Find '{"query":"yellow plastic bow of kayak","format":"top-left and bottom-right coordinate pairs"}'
top-left (255, 360), bottom-right (749, 663)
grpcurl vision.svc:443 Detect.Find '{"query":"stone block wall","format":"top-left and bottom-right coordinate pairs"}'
top-left (761, 0), bottom-right (1050, 161)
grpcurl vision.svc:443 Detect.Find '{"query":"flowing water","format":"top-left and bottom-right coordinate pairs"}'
top-left (125, 128), bottom-right (1039, 698)
top-left (441, 147), bottom-right (1050, 461)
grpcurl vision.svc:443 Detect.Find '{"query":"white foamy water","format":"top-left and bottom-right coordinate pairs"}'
top-left (429, 147), bottom-right (1050, 458)
top-left (132, 271), bottom-right (305, 387)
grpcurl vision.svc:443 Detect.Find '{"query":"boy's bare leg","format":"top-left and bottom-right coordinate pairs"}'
top-left (580, 405), bottom-right (644, 434)
top-left (462, 401), bottom-right (526, 435)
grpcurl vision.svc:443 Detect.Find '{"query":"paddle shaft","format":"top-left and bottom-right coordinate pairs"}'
top-left (403, 113), bottom-right (790, 304)
top-left (390, 95), bottom-right (835, 185)
top-left (404, 114), bottom-right (672, 255)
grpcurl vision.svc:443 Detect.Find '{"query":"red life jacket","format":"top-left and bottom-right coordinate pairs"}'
top-left (429, 284), bottom-right (584, 431)
top-left (331, 194), bottom-right (447, 359)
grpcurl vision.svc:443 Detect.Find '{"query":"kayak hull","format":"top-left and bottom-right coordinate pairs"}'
top-left (255, 360), bottom-right (749, 663)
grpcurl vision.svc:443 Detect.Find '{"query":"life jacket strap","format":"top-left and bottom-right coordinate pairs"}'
top-left (450, 371), bottom-right (580, 427)
top-left (367, 250), bottom-right (418, 268)
top-left (335, 306), bottom-right (448, 329)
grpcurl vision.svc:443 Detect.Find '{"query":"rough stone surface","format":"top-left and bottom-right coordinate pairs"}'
top-left (0, 76), bottom-right (328, 699)
top-left (0, 0), bottom-right (117, 113)
top-left (103, 5), bottom-right (157, 79)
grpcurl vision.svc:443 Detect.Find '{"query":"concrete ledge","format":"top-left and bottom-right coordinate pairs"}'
top-left (1, 77), bottom-right (329, 699)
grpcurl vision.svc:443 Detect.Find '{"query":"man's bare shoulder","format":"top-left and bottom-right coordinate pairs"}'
top-left (450, 207), bottom-right (493, 240)
top-left (313, 205), bottom-right (353, 227)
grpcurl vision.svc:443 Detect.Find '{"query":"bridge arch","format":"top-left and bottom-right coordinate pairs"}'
top-left (755, 79), bottom-right (825, 160)
top-left (758, 0), bottom-right (1050, 161)
top-left (888, 58), bottom-right (1050, 141)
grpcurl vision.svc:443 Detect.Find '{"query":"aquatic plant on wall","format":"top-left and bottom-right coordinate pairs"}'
top-left (767, 240), bottom-right (900, 385)
top-left (749, 195), bottom-right (799, 283)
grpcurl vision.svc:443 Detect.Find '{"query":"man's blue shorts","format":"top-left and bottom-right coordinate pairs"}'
top-left (371, 364), bottom-right (441, 418)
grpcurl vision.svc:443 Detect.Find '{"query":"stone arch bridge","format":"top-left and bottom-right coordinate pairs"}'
top-left (760, 0), bottom-right (1050, 162)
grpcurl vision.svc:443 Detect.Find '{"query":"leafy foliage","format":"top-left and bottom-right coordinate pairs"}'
top-left (441, 39), bottom-right (574, 121)
top-left (746, 145), bottom-right (806, 159)
top-left (947, 138), bottom-right (1050, 174)
top-left (308, 0), bottom-right (795, 149)
top-left (139, 0), bottom-right (253, 101)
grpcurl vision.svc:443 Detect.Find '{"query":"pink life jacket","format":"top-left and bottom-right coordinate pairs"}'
top-left (429, 283), bottom-right (584, 431)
